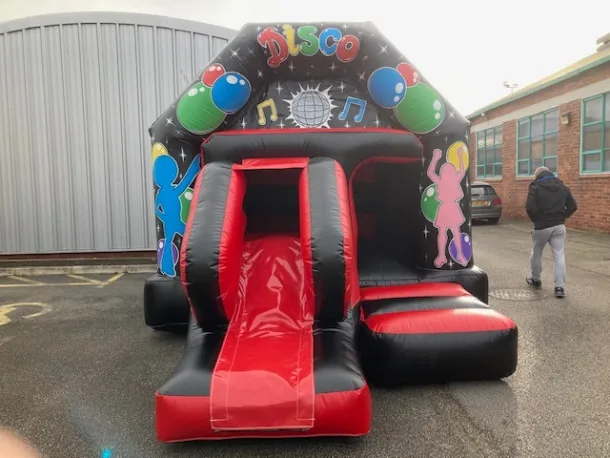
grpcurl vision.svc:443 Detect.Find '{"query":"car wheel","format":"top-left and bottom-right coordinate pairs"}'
top-left (488, 217), bottom-right (500, 224)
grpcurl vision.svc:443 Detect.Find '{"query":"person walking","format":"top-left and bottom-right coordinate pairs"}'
top-left (525, 166), bottom-right (578, 298)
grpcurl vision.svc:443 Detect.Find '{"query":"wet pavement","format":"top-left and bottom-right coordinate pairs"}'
top-left (1, 219), bottom-right (609, 458)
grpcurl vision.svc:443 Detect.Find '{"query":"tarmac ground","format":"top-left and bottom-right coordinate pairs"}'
top-left (1, 219), bottom-right (609, 458)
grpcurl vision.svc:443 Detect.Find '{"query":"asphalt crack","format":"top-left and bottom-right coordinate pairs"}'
top-left (427, 386), bottom-right (517, 458)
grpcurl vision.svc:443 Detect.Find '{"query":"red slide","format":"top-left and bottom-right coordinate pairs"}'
top-left (210, 235), bottom-right (315, 431)
top-left (157, 158), bottom-right (371, 441)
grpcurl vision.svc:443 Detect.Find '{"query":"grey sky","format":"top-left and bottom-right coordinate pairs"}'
top-left (1, 0), bottom-right (607, 115)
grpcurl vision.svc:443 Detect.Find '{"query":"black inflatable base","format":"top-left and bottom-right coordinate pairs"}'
top-left (143, 274), bottom-right (190, 332)
top-left (358, 326), bottom-right (518, 387)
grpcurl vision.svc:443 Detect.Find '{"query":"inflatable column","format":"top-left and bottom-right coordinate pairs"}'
top-left (418, 131), bottom-right (473, 271)
top-left (150, 136), bottom-right (201, 278)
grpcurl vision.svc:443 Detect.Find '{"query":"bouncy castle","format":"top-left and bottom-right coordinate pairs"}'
top-left (144, 21), bottom-right (518, 441)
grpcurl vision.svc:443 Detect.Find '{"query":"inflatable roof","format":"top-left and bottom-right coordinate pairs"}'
top-left (150, 21), bottom-right (468, 144)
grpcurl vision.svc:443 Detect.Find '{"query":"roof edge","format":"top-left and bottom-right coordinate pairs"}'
top-left (0, 11), bottom-right (237, 37)
top-left (466, 54), bottom-right (610, 120)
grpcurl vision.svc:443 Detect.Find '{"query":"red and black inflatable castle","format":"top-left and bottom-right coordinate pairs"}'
top-left (145, 22), bottom-right (518, 442)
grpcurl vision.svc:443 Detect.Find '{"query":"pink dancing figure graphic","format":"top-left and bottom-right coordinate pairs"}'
top-left (427, 146), bottom-right (468, 268)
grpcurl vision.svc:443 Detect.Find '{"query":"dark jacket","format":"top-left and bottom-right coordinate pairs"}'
top-left (525, 171), bottom-right (578, 230)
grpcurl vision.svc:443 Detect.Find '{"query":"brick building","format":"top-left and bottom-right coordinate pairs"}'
top-left (467, 33), bottom-right (610, 233)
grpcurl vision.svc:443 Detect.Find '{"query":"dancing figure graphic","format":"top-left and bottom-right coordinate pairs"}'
top-left (426, 146), bottom-right (468, 268)
top-left (154, 154), bottom-right (201, 276)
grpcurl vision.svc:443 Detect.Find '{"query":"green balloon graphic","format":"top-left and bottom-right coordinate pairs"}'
top-left (394, 82), bottom-right (445, 134)
top-left (421, 184), bottom-right (441, 223)
top-left (177, 82), bottom-right (226, 135)
top-left (180, 187), bottom-right (195, 224)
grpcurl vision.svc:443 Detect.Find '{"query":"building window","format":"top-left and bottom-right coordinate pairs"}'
top-left (476, 126), bottom-right (503, 178)
top-left (516, 108), bottom-right (559, 176)
top-left (581, 93), bottom-right (610, 173)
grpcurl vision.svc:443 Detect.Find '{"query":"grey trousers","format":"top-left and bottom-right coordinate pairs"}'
top-left (530, 224), bottom-right (567, 288)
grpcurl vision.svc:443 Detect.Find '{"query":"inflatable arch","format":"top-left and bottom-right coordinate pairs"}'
top-left (145, 22), bottom-right (518, 442)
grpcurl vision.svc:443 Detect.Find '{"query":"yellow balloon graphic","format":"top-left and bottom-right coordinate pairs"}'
top-left (446, 141), bottom-right (470, 171)
top-left (152, 142), bottom-right (169, 162)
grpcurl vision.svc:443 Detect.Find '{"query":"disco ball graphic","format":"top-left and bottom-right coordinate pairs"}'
top-left (285, 84), bottom-right (338, 128)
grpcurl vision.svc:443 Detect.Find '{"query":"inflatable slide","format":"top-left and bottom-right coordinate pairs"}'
top-left (144, 21), bottom-right (518, 442)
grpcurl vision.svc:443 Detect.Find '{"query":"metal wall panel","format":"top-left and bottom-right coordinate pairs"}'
top-left (0, 13), bottom-right (235, 254)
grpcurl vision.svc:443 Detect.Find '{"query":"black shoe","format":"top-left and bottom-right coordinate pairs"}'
top-left (555, 287), bottom-right (565, 298)
top-left (526, 277), bottom-right (542, 288)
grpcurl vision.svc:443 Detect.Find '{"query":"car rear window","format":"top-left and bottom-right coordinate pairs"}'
top-left (471, 185), bottom-right (494, 197)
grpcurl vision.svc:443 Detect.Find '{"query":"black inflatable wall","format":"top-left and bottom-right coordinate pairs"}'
top-left (149, 22), bottom-right (473, 283)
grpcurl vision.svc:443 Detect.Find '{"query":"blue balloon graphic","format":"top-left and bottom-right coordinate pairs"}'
top-left (367, 67), bottom-right (407, 109)
top-left (211, 72), bottom-right (251, 114)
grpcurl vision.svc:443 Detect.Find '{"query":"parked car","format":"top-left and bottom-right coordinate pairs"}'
top-left (471, 181), bottom-right (502, 224)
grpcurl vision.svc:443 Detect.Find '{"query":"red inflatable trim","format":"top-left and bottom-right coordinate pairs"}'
top-left (364, 308), bottom-right (516, 335)
top-left (236, 157), bottom-right (309, 170)
top-left (206, 127), bottom-right (411, 138)
top-left (299, 167), bottom-right (315, 311)
top-left (360, 282), bottom-right (471, 302)
top-left (156, 385), bottom-right (372, 442)
top-left (217, 168), bottom-right (246, 321)
top-left (179, 167), bottom-right (205, 323)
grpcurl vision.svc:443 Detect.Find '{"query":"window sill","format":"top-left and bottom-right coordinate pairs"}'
top-left (579, 172), bottom-right (610, 178)
top-left (475, 177), bottom-right (503, 182)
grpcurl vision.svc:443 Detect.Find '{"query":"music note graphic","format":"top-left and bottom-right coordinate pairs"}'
top-left (257, 98), bottom-right (278, 125)
top-left (338, 96), bottom-right (367, 123)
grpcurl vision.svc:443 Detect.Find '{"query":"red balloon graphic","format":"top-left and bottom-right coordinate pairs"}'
top-left (202, 64), bottom-right (226, 87)
top-left (396, 62), bottom-right (420, 87)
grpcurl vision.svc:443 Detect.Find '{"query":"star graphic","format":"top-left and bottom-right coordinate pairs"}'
top-left (288, 62), bottom-right (296, 72)
top-left (278, 119), bottom-right (285, 129)
top-left (275, 82), bottom-right (283, 93)
top-left (373, 115), bottom-right (381, 127)
top-left (179, 173), bottom-right (183, 179)
top-left (358, 71), bottom-right (366, 81)
top-left (165, 117), bottom-right (174, 126)
top-left (448, 111), bottom-right (455, 119)
top-left (156, 224), bottom-right (161, 232)
top-left (256, 26), bottom-right (262, 31)
top-left (240, 119), bottom-right (247, 129)
top-left (379, 45), bottom-right (388, 55)
top-left (179, 148), bottom-right (187, 162)
top-left (247, 48), bottom-right (255, 55)
top-left (342, 24), bottom-right (349, 31)
top-left (448, 260), bottom-right (454, 269)
top-left (445, 136), bottom-right (448, 143)
top-left (424, 253), bottom-right (428, 262)
top-left (257, 69), bottom-right (264, 78)
top-left (344, 121), bottom-right (351, 128)
top-left (363, 54), bottom-right (369, 61)
top-left (329, 62), bottom-right (337, 72)
top-left (423, 227), bottom-right (429, 238)
top-left (230, 48), bottom-right (241, 60)
top-left (418, 183), bottom-right (423, 193)
top-left (338, 81), bottom-right (346, 92)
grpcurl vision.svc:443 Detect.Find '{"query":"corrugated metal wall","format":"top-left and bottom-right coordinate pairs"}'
top-left (0, 12), bottom-right (234, 255)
